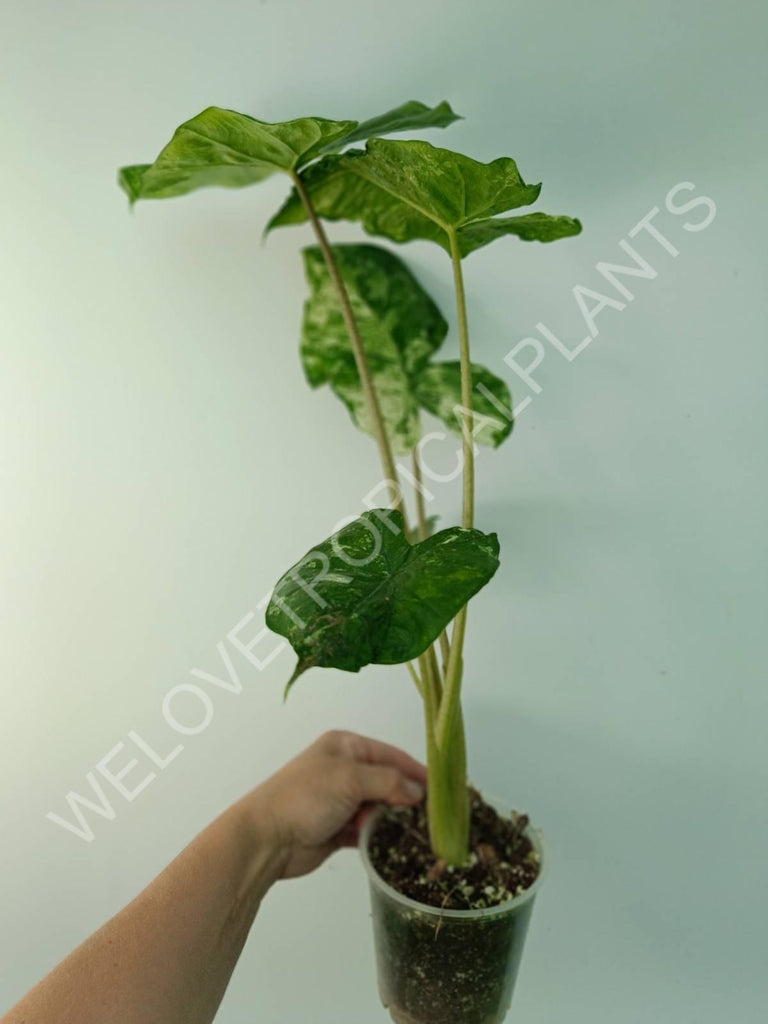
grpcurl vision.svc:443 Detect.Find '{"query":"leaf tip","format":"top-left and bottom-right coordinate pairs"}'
top-left (282, 658), bottom-right (312, 701)
top-left (365, 506), bottom-right (406, 540)
top-left (117, 164), bottom-right (150, 207)
top-left (490, 422), bottom-right (514, 448)
top-left (433, 99), bottom-right (463, 124)
top-left (488, 532), bottom-right (501, 560)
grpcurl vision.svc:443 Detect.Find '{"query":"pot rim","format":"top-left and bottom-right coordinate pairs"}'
top-left (358, 793), bottom-right (546, 920)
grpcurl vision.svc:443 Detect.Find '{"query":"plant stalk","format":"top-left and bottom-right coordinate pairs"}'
top-left (449, 229), bottom-right (475, 533)
top-left (412, 444), bottom-right (451, 670)
top-left (411, 446), bottom-right (430, 542)
top-left (290, 170), bottom-right (405, 520)
top-left (426, 701), bottom-right (470, 865)
top-left (436, 231), bottom-right (474, 752)
top-left (406, 661), bottom-right (424, 698)
top-left (419, 646), bottom-right (468, 865)
top-left (418, 651), bottom-right (441, 737)
top-left (424, 231), bottom-right (477, 864)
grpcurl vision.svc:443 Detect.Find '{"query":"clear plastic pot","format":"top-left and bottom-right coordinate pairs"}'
top-left (359, 798), bottom-right (544, 1024)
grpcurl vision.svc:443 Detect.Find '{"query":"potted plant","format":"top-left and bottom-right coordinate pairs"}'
top-left (119, 100), bottom-right (581, 1023)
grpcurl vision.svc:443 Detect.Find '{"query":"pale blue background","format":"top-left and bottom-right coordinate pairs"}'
top-left (1, 1), bottom-right (766, 1021)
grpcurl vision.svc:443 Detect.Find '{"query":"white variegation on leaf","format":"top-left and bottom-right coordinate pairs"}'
top-left (301, 244), bottom-right (514, 451)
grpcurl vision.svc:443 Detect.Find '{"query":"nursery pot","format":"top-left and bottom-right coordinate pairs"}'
top-left (359, 799), bottom-right (544, 1024)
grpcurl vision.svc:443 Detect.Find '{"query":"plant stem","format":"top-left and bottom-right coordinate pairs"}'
top-left (406, 661), bottom-right (424, 698)
top-left (435, 611), bottom-right (466, 749)
top-left (411, 446), bottom-right (429, 542)
top-left (290, 170), bottom-right (405, 520)
top-left (426, 644), bottom-right (443, 702)
top-left (412, 444), bottom-right (451, 670)
top-left (435, 230), bottom-right (474, 752)
top-left (419, 647), bottom-right (468, 865)
top-left (418, 651), bottom-right (441, 737)
top-left (438, 632), bottom-right (450, 675)
top-left (419, 232), bottom-right (477, 865)
top-left (449, 229), bottom-right (474, 532)
top-left (426, 701), bottom-right (470, 865)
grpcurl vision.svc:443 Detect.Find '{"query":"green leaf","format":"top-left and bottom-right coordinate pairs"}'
top-left (301, 243), bottom-right (514, 451)
top-left (119, 102), bottom-right (459, 205)
top-left (119, 107), bottom-right (357, 203)
top-left (455, 211), bottom-right (582, 256)
top-left (118, 164), bottom-right (153, 203)
top-left (321, 100), bottom-right (461, 153)
top-left (268, 138), bottom-right (582, 257)
top-left (413, 362), bottom-right (514, 447)
top-left (265, 509), bottom-right (500, 693)
top-left (301, 244), bottom-right (447, 454)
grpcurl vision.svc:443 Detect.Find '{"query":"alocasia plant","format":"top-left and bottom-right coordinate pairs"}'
top-left (119, 100), bottom-right (581, 866)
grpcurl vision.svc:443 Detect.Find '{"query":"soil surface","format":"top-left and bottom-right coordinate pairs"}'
top-left (368, 789), bottom-right (540, 911)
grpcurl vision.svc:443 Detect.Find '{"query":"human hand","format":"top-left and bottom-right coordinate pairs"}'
top-left (249, 730), bottom-right (427, 879)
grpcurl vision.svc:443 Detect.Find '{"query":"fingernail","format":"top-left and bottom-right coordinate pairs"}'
top-left (403, 779), bottom-right (425, 802)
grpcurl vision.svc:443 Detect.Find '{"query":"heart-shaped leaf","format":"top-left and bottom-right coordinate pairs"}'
top-left (269, 138), bottom-right (581, 256)
top-left (302, 244), bottom-right (447, 453)
top-left (301, 244), bottom-right (513, 451)
top-left (119, 101), bottom-right (459, 204)
top-left (266, 509), bottom-right (500, 693)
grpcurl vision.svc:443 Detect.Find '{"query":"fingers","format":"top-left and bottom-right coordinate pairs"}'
top-left (323, 731), bottom-right (427, 785)
top-left (353, 763), bottom-right (425, 806)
